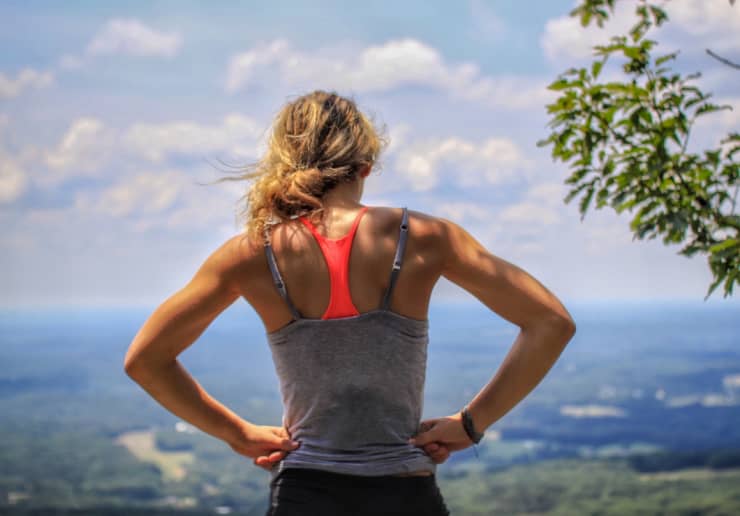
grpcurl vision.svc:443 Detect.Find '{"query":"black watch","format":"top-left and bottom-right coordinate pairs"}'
top-left (461, 405), bottom-right (484, 444)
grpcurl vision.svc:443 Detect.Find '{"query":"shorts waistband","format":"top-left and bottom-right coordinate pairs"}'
top-left (272, 467), bottom-right (436, 488)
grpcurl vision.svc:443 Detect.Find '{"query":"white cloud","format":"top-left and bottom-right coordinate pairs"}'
top-left (499, 200), bottom-right (561, 226)
top-left (75, 170), bottom-right (183, 218)
top-left (527, 181), bottom-right (569, 206)
top-left (474, 180), bottom-right (571, 258)
top-left (560, 404), bottom-right (627, 418)
top-left (225, 39), bottom-right (292, 93)
top-left (140, 188), bottom-right (239, 233)
top-left (0, 67), bottom-right (54, 100)
top-left (43, 118), bottom-right (115, 183)
top-left (86, 18), bottom-right (182, 58)
top-left (225, 38), bottom-right (552, 109)
top-left (385, 123), bottom-right (412, 155)
top-left (394, 136), bottom-right (533, 191)
top-left (52, 18), bottom-right (183, 72)
top-left (436, 201), bottom-right (492, 223)
top-left (123, 114), bottom-right (264, 163)
top-left (469, 0), bottom-right (507, 43)
top-left (57, 54), bottom-right (85, 70)
top-left (13, 113), bottom-right (248, 235)
top-left (32, 113), bottom-right (265, 188)
top-left (667, 1), bottom-right (740, 51)
top-left (542, 0), bottom-right (740, 64)
top-left (541, 1), bottom-right (637, 63)
top-left (0, 154), bottom-right (27, 203)
top-left (0, 116), bottom-right (28, 203)
top-left (226, 38), bottom-right (469, 94)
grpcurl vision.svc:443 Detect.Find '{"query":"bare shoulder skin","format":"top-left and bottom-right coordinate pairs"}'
top-left (124, 204), bottom-right (574, 390)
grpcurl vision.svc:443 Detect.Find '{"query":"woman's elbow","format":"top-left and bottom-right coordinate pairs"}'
top-left (529, 313), bottom-right (576, 347)
top-left (123, 353), bottom-right (143, 379)
top-left (123, 346), bottom-right (152, 380)
top-left (550, 313), bottom-right (576, 344)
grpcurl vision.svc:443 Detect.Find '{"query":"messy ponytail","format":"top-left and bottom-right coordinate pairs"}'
top-left (216, 90), bottom-right (388, 244)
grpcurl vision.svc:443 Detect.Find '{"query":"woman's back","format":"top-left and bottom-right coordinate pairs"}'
top-left (251, 205), bottom-right (442, 478)
top-left (249, 206), bottom-right (447, 335)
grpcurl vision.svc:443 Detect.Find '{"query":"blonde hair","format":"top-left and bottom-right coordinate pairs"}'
top-left (217, 90), bottom-right (388, 244)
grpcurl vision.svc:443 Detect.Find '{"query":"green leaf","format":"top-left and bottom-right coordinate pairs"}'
top-left (548, 79), bottom-right (572, 91)
top-left (709, 238), bottom-right (739, 254)
top-left (648, 5), bottom-right (669, 26)
top-left (721, 214), bottom-right (740, 230)
top-left (581, 10), bottom-right (592, 27)
top-left (591, 60), bottom-right (604, 79)
top-left (623, 46), bottom-right (643, 60)
top-left (578, 186), bottom-right (596, 217)
top-left (696, 103), bottom-right (732, 117)
top-left (655, 51), bottom-right (679, 66)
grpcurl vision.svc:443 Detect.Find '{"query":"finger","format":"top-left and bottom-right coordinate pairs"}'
top-left (277, 438), bottom-right (301, 451)
top-left (267, 450), bottom-right (286, 462)
top-left (430, 450), bottom-right (450, 464)
top-left (254, 453), bottom-right (279, 466)
top-left (422, 442), bottom-right (449, 464)
top-left (409, 419), bottom-right (440, 445)
top-left (409, 428), bottom-right (439, 446)
top-left (432, 446), bottom-right (450, 457)
top-left (434, 444), bottom-right (450, 455)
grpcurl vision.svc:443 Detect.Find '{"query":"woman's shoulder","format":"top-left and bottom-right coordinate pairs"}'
top-left (210, 205), bottom-right (457, 271)
top-left (366, 205), bottom-right (449, 240)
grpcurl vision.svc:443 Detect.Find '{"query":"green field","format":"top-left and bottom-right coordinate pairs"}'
top-left (114, 429), bottom-right (195, 482)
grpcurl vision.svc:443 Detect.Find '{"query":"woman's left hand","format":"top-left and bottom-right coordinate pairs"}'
top-left (228, 422), bottom-right (300, 471)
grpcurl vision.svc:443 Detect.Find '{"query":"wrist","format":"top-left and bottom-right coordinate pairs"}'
top-left (224, 418), bottom-right (255, 447)
top-left (460, 405), bottom-right (485, 444)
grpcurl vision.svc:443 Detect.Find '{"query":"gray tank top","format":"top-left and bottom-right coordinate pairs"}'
top-left (263, 207), bottom-right (436, 479)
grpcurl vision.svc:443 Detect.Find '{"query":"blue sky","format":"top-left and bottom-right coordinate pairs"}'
top-left (1, 0), bottom-right (738, 308)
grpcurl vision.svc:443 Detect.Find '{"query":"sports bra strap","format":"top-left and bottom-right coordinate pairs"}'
top-left (264, 237), bottom-right (302, 321)
top-left (380, 207), bottom-right (409, 311)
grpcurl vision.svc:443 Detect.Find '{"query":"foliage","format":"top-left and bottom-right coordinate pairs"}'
top-left (629, 448), bottom-right (740, 472)
top-left (538, 0), bottom-right (739, 299)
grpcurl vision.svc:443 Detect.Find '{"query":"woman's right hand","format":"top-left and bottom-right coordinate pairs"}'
top-left (228, 422), bottom-right (301, 471)
top-left (410, 412), bottom-right (477, 463)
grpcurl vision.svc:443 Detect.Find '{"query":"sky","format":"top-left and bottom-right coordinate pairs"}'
top-left (0, 0), bottom-right (738, 309)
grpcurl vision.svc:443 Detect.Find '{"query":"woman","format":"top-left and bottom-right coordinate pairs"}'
top-left (124, 90), bottom-right (576, 516)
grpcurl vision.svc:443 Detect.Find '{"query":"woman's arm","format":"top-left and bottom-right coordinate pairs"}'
top-left (123, 237), bottom-right (299, 468)
top-left (411, 218), bottom-right (576, 456)
top-left (442, 217), bottom-right (576, 432)
top-left (124, 237), bottom-right (244, 441)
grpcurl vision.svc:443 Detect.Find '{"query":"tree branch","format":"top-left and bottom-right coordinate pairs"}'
top-left (706, 49), bottom-right (740, 70)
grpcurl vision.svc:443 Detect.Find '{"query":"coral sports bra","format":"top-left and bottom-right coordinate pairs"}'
top-left (298, 206), bottom-right (369, 319)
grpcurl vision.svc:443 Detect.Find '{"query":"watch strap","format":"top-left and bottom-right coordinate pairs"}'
top-left (461, 405), bottom-right (484, 444)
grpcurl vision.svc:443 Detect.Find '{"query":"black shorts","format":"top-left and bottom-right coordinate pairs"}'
top-left (266, 467), bottom-right (451, 516)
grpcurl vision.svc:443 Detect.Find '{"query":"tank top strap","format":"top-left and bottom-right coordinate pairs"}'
top-left (263, 232), bottom-right (302, 321)
top-left (380, 207), bottom-right (409, 311)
